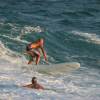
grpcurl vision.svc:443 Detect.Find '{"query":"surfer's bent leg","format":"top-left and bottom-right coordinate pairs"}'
top-left (34, 50), bottom-right (40, 65)
top-left (27, 50), bottom-right (35, 64)
top-left (28, 54), bottom-right (34, 64)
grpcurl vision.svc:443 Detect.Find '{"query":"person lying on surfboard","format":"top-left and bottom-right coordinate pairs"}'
top-left (26, 38), bottom-right (48, 65)
top-left (22, 77), bottom-right (44, 90)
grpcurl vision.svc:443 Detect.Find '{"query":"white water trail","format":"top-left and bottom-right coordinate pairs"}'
top-left (72, 31), bottom-right (100, 45)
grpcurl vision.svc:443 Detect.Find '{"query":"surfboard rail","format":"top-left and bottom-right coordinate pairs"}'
top-left (34, 62), bottom-right (80, 75)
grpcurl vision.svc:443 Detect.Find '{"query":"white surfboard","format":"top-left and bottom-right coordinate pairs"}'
top-left (34, 62), bottom-right (80, 75)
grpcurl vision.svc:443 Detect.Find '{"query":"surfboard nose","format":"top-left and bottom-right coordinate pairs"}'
top-left (72, 62), bottom-right (80, 68)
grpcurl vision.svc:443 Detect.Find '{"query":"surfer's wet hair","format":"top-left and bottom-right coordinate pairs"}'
top-left (32, 77), bottom-right (37, 83)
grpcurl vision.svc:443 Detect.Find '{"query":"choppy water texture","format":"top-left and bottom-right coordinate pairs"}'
top-left (0, 0), bottom-right (100, 100)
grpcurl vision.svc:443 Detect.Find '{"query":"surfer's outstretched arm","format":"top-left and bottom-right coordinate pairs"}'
top-left (40, 47), bottom-right (48, 62)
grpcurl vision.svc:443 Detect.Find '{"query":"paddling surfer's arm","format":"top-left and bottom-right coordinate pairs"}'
top-left (23, 84), bottom-right (33, 88)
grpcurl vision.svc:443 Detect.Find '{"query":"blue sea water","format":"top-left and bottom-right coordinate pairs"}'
top-left (0, 0), bottom-right (100, 100)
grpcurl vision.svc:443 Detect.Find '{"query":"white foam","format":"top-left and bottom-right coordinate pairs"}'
top-left (0, 41), bottom-right (26, 64)
top-left (0, 76), bottom-right (15, 80)
top-left (0, 34), bottom-right (29, 44)
top-left (23, 26), bottom-right (43, 33)
top-left (19, 26), bottom-right (44, 38)
top-left (72, 31), bottom-right (100, 45)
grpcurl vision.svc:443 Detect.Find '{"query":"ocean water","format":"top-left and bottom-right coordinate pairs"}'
top-left (0, 0), bottom-right (100, 100)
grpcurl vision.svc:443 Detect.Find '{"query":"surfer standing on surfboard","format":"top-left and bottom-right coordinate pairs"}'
top-left (23, 77), bottom-right (44, 90)
top-left (25, 38), bottom-right (48, 65)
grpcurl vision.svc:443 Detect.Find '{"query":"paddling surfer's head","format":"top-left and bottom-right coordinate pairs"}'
top-left (32, 77), bottom-right (37, 84)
